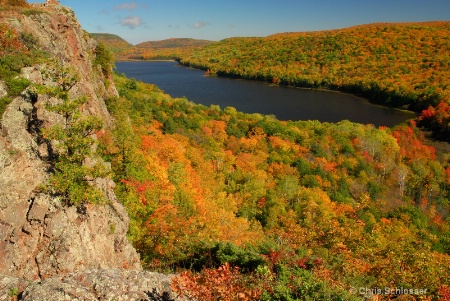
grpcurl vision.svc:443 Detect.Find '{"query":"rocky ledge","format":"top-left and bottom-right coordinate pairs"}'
top-left (0, 269), bottom-right (177, 301)
top-left (0, 3), bottom-right (182, 300)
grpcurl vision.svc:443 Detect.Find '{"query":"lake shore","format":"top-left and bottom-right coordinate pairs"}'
top-left (116, 61), bottom-right (415, 127)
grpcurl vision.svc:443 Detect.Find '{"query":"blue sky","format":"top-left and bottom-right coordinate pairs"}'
top-left (42, 0), bottom-right (450, 45)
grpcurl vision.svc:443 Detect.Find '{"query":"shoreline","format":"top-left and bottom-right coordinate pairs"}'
top-left (115, 60), bottom-right (416, 127)
top-left (115, 59), bottom-right (176, 63)
top-left (115, 60), bottom-right (416, 118)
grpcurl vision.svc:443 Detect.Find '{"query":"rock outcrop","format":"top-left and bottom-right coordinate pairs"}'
top-left (2, 269), bottom-right (176, 301)
top-left (6, 4), bottom-right (115, 125)
top-left (0, 4), bottom-right (179, 300)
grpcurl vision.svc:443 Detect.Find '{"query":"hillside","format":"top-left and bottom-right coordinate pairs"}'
top-left (107, 73), bottom-right (450, 300)
top-left (90, 33), bottom-right (134, 56)
top-left (136, 38), bottom-right (213, 49)
top-left (91, 34), bottom-right (213, 60)
top-left (179, 21), bottom-right (450, 140)
top-left (131, 38), bottom-right (213, 60)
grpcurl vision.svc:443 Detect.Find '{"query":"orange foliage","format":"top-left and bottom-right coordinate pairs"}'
top-left (235, 152), bottom-right (266, 172)
top-left (267, 162), bottom-right (298, 177)
top-left (206, 120), bottom-right (228, 142)
top-left (127, 123), bottom-right (265, 258)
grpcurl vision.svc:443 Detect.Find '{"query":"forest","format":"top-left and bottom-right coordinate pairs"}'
top-left (101, 73), bottom-right (450, 300)
top-left (177, 22), bottom-right (450, 141)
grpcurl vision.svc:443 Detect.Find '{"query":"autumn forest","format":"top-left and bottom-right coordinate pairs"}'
top-left (91, 21), bottom-right (450, 300)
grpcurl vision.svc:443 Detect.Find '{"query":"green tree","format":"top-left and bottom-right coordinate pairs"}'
top-left (94, 42), bottom-right (115, 78)
top-left (43, 95), bottom-right (108, 206)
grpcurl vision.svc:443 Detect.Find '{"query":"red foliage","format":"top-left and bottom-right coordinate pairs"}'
top-left (439, 286), bottom-right (450, 301)
top-left (172, 263), bottom-right (261, 301)
top-left (266, 250), bottom-right (283, 265)
top-left (362, 151), bottom-right (374, 163)
top-left (392, 123), bottom-right (436, 162)
top-left (256, 197), bottom-right (266, 209)
top-left (295, 258), bottom-right (308, 269)
top-left (419, 100), bottom-right (450, 141)
top-left (0, 24), bottom-right (28, 57)
top-left (122, 179), bottom-right (151, 205)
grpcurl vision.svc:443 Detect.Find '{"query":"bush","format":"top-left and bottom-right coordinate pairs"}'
top-left (42, 95), bottom-right (108, 206)
top-left (94, 42), bottom-right (114, 78)
top-left (6, 77), bottom-right (30, 97)
top-left (0, 53), bottom-right (33, 75)
top-left (169, 242), bottom-right (266, 272)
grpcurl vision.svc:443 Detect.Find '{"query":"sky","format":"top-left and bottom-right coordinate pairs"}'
top-left (39, 0), bottom-right (450, 45)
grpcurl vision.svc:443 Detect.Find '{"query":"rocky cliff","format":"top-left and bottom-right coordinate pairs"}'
top-left (0, 4), bottom-right (177, 300)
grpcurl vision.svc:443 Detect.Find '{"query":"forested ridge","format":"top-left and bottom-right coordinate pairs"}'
top-left (101, 74), bottom-right (450, 300)
top-left (179, 21), bottom-right (450, 140)
top-left (90, 33), bottom-right (133, 57)
top-left (136, 38), bottom-right (213, 50)
top-left (90, 34), bottom-right (213, 61)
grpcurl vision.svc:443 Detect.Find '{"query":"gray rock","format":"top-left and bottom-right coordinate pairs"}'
top-left (0, 274), bottom-right (29, 301)
top-left (0, 270), bottom-right (180, 301)
top-left (0, 81), bottom-right (7, 99)
top-left (0, 4), bottom-right (162, 298)
top-left (27, 195), bottom-right (50, 222)
top-left (20, 67), bottom-right (43, 85)
top-left (0, 138), bottom-right (11, 171)
top-left (0, 16), bottom-right (140, 284)
top-left (1, 96), bottom-right (35, 153)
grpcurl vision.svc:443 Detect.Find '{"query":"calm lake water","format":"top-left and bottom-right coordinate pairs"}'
top-left (115, 61), bottom-right (414, 127)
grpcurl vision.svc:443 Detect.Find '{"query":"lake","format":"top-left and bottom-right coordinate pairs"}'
top-left (115, 61), bottom-right (415, 127)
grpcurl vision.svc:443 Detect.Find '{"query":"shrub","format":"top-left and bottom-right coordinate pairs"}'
top-left (42, 96), bottom-right (108, 206)
top-left (93, 42), bottom-right (114, 78)
top-left (6, 77), bottom-right (30, 97)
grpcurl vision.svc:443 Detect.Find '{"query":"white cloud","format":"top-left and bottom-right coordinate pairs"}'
top-left (115, 2), bottom-right (138, 11)
top-left (193, 21), bottom-right (210, 29)
top-left (120, 16), bottom-right (143, 29)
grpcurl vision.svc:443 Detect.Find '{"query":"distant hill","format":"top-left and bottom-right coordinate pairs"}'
top-left (91, 35), bottom-right (214, 60)
top-left (135, 38), bottom-right (213, 49)
top-left (90, 33), bottom-right (134, 57)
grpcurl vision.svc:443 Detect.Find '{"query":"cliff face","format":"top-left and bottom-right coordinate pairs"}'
top-left (9, 4), bottom-right (116, 124)
top-left (0, 4), bottom-right (176, 299)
